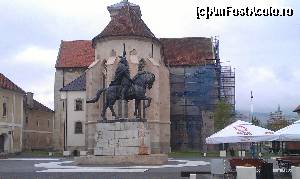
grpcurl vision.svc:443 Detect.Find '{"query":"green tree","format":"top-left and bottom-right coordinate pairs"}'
top-left (251, 116), bottom-right (261, 126)
top-left (267, 119), bottom-right (289, 131)
top-left (214, 100), bottom-right (233, 131)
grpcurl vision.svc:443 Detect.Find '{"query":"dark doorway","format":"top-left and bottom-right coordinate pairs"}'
top-left (0, 135), bottom-right (4, 153)
top-left (73, 150), bottom-right (79, 156)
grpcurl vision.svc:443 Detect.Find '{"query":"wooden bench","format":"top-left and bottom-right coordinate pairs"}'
top-left (276, 156), bottom-right (300, 173)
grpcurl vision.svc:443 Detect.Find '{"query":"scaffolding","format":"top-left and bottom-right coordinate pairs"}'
top-left (213, 37), bottom-right (235, 110)
top-left (170, 37), bottom-right (235, 151)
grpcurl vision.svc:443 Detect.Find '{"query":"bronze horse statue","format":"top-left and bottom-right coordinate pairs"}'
top-left (86, 71), bottom-right (155, 120)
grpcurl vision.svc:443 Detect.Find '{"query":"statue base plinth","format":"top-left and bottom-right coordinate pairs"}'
top-left (74, 154), bottom-right (168, 165)
top-left (75, 119), bottom-right (168, 165)
top-left (94, 119), bottom-right (150, 156)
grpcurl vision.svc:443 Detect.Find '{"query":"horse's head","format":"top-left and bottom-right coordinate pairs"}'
top-left (133, 71), bottom-right (155, 89)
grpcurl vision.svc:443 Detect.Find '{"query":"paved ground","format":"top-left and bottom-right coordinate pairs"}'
top-left (0, 157), bottom-right (292, 179)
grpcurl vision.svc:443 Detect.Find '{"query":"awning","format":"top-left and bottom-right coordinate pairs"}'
top-left (206, 120), bottom-right (277, 144)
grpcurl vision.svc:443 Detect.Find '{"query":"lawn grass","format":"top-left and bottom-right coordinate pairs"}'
top-left (21, 150), bottom-right (62, 157)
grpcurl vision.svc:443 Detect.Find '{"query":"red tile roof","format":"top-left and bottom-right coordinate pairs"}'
top-left (160, 38), bottom-right (214, 66)
top-left (0, 73), bottom-right (25, 94)
top-left (55, 37), bottom-right (214, 68)
top-left (92, 5), bottom-right (157, 47)
top-left (32, 100), bottom-right (53, 112)
top-left (55, 40), bottom-right (95, 68)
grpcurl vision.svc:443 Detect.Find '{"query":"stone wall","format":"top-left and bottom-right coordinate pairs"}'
top-left (86, 60), bottom-right (105, 153)
top-left (23, 109), bottom-right (53, 150)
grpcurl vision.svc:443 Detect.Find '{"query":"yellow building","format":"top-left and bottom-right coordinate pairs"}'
top-left (0, 73), bottom-right (25, 153)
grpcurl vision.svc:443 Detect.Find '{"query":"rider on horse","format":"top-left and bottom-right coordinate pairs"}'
top-left (110, 50), bottom-right (133, 100)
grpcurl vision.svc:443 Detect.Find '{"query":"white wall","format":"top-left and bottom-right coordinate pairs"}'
top-left (66, 91), bottom-right (86, 147)
top-left (95, 38), bottom-right (162, 64)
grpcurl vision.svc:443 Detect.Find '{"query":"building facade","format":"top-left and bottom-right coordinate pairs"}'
top-left (0, 73), bottom-right (24, 153)
top-left (54, 1), bottom-right (171, 154)
top-left (23, 93), bottom-right (54, 151)
top-left (60, 73), bottom-right (86, 152)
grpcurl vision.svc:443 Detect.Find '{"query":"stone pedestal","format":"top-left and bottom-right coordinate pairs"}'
top-left (94, 119), bottom-right (150, 156)
top-left (75, 119), bottom-right (168, 165)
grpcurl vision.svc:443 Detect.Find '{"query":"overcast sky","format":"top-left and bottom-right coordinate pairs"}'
top-left (0, 0), bottom-right (299, 114)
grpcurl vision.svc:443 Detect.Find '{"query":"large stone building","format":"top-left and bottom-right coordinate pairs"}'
top-left (0, 73), bottom-right (25, 153)
top-left (54, 0), bottom-right (170, 154)
top-left (53, 0), bottom-right (235, 153)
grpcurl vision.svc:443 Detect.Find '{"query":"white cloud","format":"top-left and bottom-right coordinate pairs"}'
top-left (13, 46), bottom-right (57, 66)
top-left (243, 67), bottom-right (279, 86)
top-left (24, 73), bottom-right (54, 110)
top-left (3, 45), bottom-right (56, 109)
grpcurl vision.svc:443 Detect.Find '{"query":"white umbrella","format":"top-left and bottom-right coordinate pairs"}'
top-left (275, 120), bottom-right (300, 141)
top-left (206, 120), bottom-right (276, 144)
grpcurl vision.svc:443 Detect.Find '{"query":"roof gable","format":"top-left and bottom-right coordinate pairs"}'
top-left (92, 5), bottom-right (157, 46)
top-left (160, 37), bottom-right (214, 66)
top-left (26, 99), bottom-right (53, 113)
top-left (0, 73), bottom-right (25, 94)
top-left (55, 40), bottom-right (95, 68)
top-left (60, 73), bottom-right (86, 91)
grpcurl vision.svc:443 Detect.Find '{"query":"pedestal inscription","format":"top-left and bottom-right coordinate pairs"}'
top-left (94, 120), bottom-right (150, 156)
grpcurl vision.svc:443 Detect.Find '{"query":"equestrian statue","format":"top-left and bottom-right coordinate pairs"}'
top-left (86, 44), bottom-right (155, 120)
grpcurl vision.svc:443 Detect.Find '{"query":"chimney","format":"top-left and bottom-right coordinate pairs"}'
top-left (107, 0), bottom-right (142, 19)
top-left (26, 92), bottom-right (34, 108)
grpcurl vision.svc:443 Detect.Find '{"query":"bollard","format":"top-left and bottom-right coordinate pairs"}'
top-left (236, 166), bottom-right (256, 179)
top-left (189, 173), bottom-right (196, 179)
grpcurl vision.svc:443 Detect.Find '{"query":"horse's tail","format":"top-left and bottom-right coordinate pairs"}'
top-left (86, 88), bottom-right (106, 103)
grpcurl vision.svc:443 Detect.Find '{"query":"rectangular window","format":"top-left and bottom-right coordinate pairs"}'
top-left (74, 122), bottom-right (83, 134)
top-left (74, 99), bottom-right (83, 111)
top-left (2, 102), bottom-right (7, 117)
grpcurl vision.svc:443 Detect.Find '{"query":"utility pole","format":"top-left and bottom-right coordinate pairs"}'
top-left (250, 90), bottom-right (254, 122)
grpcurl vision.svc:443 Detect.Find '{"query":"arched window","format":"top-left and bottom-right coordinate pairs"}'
top-left (74, 122), bottom-right (83, 134)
